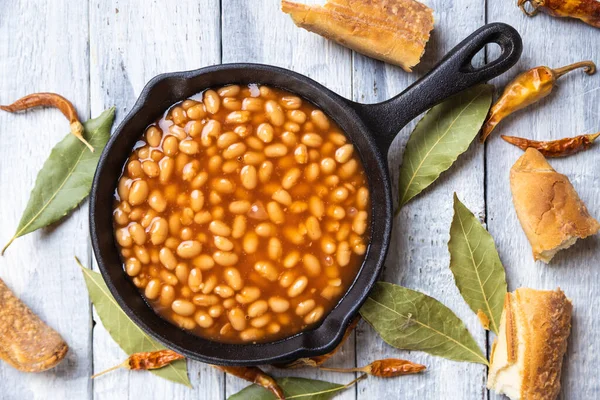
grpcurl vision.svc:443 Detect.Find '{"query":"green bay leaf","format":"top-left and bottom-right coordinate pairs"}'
top-left (228, 377), bottom-right (352, 400)
top-left (2, 108), bottom-right (116, 254)
top-left (76, 258), bottom-right (191, 387)
top-left (360, 282), bottom-right (488, 365)
top-left (397, 84), bottom-right (493, 210)
top-left (449, 194), bottom-right (507, 334)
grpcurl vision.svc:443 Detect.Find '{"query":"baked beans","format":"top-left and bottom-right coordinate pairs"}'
top-left (113, 84), bottom-right (370, 343)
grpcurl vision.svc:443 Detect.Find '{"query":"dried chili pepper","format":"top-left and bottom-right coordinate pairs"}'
top-left (278, 316), bottom-right (360, 369)
top-left (502, 132), bottom-right (600, 157)
top-left (1, 92), bottom-right (94, 152)
top-left (91, 350), bottom-right (184, 378)
top-left (320, 358), bottom-right (426, 378)
top-left (518, 0), bottom-right (600, 28)
top-left (213, 365), bottom-right (285, 399)
top-left (480, 61), bottom-right (596, 142)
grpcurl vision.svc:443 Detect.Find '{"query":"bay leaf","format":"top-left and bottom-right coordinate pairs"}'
top-left (228, 376), bottom-right (360, 400)
top-left (76, 258), bottom-right (191, 387)
top-left (397, 84), bottom-right (493, 210)
top-left (360, 282), bottom-right (488, 365)
top-left (448, 194), bottom-right (507, 334)
top-left (2, 108), bottom-right (116, 254)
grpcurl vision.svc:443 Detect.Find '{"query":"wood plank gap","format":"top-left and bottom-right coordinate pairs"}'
top-left (351, 49), bottom-right (359, 400)
top-left (87, 2), bottom-right (95, 399)
top-left (218, 3), bottom-right (226, 398)
top-left (483, 4), bottom-right (492, 400)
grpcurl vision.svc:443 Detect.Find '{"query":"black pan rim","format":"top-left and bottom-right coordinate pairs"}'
top-left (90, 63), bottom-right (392, 366)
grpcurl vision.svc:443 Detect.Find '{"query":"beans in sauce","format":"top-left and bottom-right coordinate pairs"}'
top-left (112, 84), bottom-right (370, 343)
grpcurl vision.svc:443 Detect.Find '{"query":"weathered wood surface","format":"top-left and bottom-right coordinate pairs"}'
top-left (353, 1), bottom-right (489, 398)
top-left (0, 0), bottom-right (598, 399)
top-left (0, 1), bottom-right (92, 400)
top-left (486, 7), bottom-right (600, 400)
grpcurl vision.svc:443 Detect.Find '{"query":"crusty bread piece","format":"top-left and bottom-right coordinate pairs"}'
top-left (0, 278), bottom-right (68, 372)
top-left (510, 148), bottom-right (600, 263)
top-left (281, 0), bottom-right (434, 72)
top-left (488, 288), bottom-right (572, 400)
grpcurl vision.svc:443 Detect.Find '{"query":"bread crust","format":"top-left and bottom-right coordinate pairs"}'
top-left (0, 278), bottom-right (68, 372)
top-left (510, 148), bottom-right (600, 262)
top-left (504, 293), bottom-right (517, 364)
top-left (281, 0), bottom-right (434, 72)
top-left (488, 288), bottom-right (572, 400)
top-left (516, 288), bottom-right (572, 400)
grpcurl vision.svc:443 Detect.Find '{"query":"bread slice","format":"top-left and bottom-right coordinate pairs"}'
top-left (488, 288), bottom-right (572, 400)
top-left (0, 279), bottom-right (68, 372)
top-left (510, 148), bottom-right (600, 263)
top-left (281, 0), bottom-right (434, 72)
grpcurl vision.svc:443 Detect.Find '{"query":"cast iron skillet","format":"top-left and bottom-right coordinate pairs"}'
top-left (90, 23), bottom-right (522, 366)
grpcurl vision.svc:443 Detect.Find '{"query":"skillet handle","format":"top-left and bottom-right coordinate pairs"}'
top-left (350, 23), bottom-right (522, 154)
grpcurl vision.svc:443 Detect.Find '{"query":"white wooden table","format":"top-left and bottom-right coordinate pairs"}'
top-left (1, 1), bottom-right (599, 399)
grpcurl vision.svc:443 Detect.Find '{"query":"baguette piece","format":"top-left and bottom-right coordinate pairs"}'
top-left (281, 0), bottom-right (434, 72)
top-left (510, 148), bottom-right (600, 263)
top-left (0, 278), bottom-right (68, 372)
top-left (488, 288), bottom-right (572, 400)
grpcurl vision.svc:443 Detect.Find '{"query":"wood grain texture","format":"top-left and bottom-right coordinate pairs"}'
top-left (2, 0), bottom-right (599, 399)
top-left (220, 0), bottom-right (357, 398)
top-left (0, 1), bottom-right (92, 400)
top-left (88, 1), bottom-right (223, 399)
top-left (486, 5), bottom-right (600, 400)
top-left (353, 1), bottom-right (489, 398)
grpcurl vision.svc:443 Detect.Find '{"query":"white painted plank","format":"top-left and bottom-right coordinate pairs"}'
top-left (486, 7), bottom-right (600, 400)
top-left (88, 1), bottom-right (224, 399)
top-left (0, 1), bottom-right (92, 400)
top-left (220, 0), bottom-right (357, 398)
top-left (353, 1), bottom-right (489, 398)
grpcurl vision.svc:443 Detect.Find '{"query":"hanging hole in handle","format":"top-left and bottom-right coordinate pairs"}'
top-left (470, 42), bottom-right (503, 70)
top-left (461, 32), bottom-right (514, 75)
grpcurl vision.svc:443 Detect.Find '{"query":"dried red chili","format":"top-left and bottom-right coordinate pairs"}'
top-left (518, 0), bottom-right (600, 28)
top-left (213, 365), bottom-right (285, 399)
top-left (481, 61), bottom-right (596, 142)
top-left (91, 349), bottom-right (184, 378)
top-left (1, 92), bottom-right (94, 152)
top-left (502, 132), bottom-right (600, 157)
top-left (320, 358), bottom-right (426, 378)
